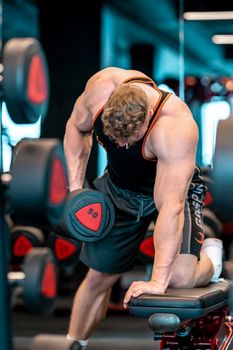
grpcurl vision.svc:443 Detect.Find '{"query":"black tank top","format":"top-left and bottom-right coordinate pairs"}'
top-left (93, 77), bottom-right (172, 195)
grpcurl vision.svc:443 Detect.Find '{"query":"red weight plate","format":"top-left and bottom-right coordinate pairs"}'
top-left (49, 157), bottom-right (68, 205)
top-left (204, 191), bottom-right (213, 207)
top-left (54, 238), bottom-right (77, 260)
top-left (139, 236), bottom-right (155, 258)
top-left (75, 203), bottom-right (102, 232)
top-left (27, 54), bottom-right (48, 104)
top-left (14, 236), bottom-right (33, 257)
top-left (41, 262), bottom-right (57, 298)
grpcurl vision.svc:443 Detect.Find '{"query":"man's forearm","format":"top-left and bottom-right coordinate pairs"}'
top-left (151, 205), bottom-right (185, 290)
top-left (67, 159), bottom-right (88, 191)
top-left (64, 120), bottom-right (92, 191)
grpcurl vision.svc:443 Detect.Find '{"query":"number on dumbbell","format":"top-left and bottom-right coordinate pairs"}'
top-left (87, 207), bottom-right (98, 218)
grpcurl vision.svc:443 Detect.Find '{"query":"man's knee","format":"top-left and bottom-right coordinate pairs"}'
top-left (169, 268), bottom-right (196, 288)
top-left (169, 255), bottom-right (198, 289)
top-left (84, 268), bottom-right (121, 292)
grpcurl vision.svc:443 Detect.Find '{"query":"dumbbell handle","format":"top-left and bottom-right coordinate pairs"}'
top-left (8, 271), bottom-right (25, 287)
top-left (8, 271), bottom-right (25, 310)
top-left (1, 173), bottom-right (12, 186)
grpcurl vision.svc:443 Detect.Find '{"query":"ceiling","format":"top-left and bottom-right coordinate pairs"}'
top-left (108, 0), bottom-right (233, 78)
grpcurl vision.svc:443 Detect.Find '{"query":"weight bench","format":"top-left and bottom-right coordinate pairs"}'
top-left (128, 279), bottom-right (233, 349)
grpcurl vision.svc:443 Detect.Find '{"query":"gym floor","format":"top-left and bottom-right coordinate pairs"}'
top-left (12, 262), bottom-right (160, 350)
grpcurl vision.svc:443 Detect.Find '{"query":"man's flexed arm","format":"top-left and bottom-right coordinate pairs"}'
top-left (63, 93), bottom-right (93, 191)
top-left (124, 99), bottom-right (198, 307)
top-left (151, 114), bottom-right (198, 291)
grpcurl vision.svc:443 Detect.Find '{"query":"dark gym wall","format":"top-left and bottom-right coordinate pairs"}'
top-left (2, 0), bottom-right (40, 44)
top-left (38, 0), bottom-right (103, 182)
top-left (38, 1), bottom-right (102, 139)
top-left (130, 44), bottom-right (155, 78)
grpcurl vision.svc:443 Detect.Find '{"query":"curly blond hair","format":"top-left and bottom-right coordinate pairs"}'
top-left (102, 83), bottom-right (149, 145)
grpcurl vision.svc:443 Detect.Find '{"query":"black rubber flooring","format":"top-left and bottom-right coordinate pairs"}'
top-left (12, 301), bottom-right (159, 350)
top-left (11, 262), bottom-right (160, 350)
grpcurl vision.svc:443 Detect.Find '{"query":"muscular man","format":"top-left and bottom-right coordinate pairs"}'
top-left (63, 67), bottom-right (222, 348)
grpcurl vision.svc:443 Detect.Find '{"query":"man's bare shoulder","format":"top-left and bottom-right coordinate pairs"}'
top-left (85, 67), bottom-right (151, 90)
top-left (84, 67), bottom-right (121, 92)
top-left (148, 94), bottom-right (198, 156)
top-left (83, 68), bottom-right (120, 112)
top-left (82, 67), bottom-right (150, 113)
top-left (161, 94), bottom-right (193, 118)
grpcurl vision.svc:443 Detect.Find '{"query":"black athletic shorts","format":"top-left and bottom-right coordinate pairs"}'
top-left (80, 168), bottom-right (206, 274)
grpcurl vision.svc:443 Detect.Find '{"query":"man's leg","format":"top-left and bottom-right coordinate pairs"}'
top-left (68, 172), bottom-right (156, 342)
top-left (170, 168), bottom-right (224, 288)
top-left (68, 268), bottom-right (121, 340)
top-left (169, 251), bottom-right (215, 288)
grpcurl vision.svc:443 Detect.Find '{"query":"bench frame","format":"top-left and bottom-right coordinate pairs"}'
top-left (129, 280), bottom-right (233, 350)
top-left (153, 306), bottom-right (233, 349)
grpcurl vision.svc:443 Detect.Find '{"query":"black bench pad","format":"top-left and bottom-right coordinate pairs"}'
top-left (128, 279), bottom-right (233, 320)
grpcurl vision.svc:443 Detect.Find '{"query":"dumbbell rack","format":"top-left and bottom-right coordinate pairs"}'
top-left (0, 101), bottom-right (13, 343)
top-left (0, 173), bottom-right (13, 350)
top-left (0, 1), bottom-right (14, 345)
